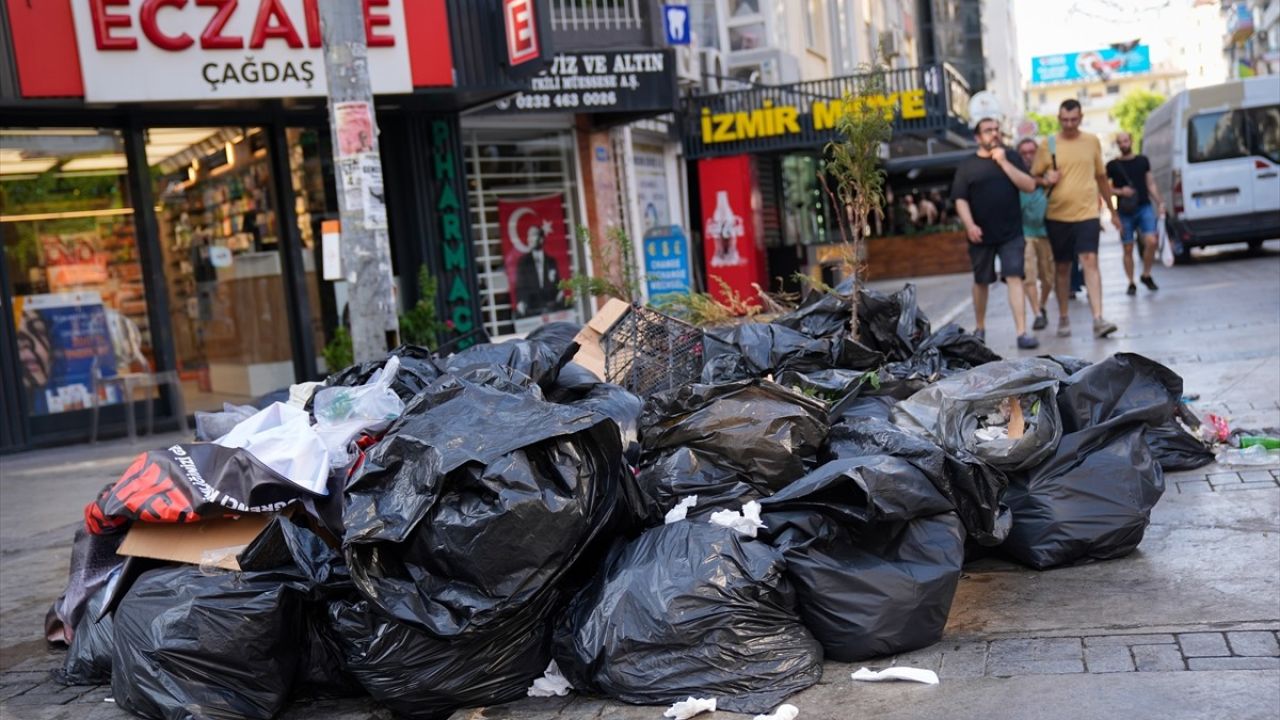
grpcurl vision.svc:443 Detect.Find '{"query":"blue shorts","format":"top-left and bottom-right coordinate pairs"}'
top-left (1119, 203), bottom-right (1157, 244)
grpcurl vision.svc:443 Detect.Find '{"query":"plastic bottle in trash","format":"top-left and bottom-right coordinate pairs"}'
top-left (1239, 436), bottom-right (1280, 450)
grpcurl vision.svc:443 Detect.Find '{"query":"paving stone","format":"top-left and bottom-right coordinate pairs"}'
top-left (888, 647), bottom-right (943, 672)
top-left (1083, 634), bottom-right (1175, 647)
top-left (939, 642), bottom-right (989, 678)
top-left (0, 682), bottom-right (39, 701)
top-left (1176, 480), bottom-right (1214, 494)
top-left (1, 684), bottom-right (86, 705)
top-left (1206, 472), bottom-right (1241, 485)
top-left (1084, 645), bottom-right (1135, 673)
top-left (1216, 481), bottom-right (1279, 491)
top-left (1178, 632), bottom-right (1230, 657)
top-left (1226, 631), bottom-right (1280, 657)
top-left (72, 687), bottom-right (112, 704)
top-left (987, 638), bottom-right (1084, 676)
top-left (1132, 644), bottom-right (1186, 672)
top-left (1187, 656), bottom-right (1280, 671)
top-left (1237, 471), bottom-right (1277, 484)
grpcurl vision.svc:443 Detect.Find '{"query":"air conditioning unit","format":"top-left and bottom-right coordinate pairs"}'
top-left (878, 31), bottom-right (899, 59)
top-left (728, 50), bottom-right (799, 87)
top-left (676, 45), bottom-right (701, 86)
top-left (701, 47), bottom-right (727, 93)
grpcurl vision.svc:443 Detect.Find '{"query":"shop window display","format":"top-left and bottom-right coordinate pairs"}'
top-left (2, 128), bottom-right (149, 418)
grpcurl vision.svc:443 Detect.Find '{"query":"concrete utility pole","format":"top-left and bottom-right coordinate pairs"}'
top-left (320, 0), bottom-right (399, 363)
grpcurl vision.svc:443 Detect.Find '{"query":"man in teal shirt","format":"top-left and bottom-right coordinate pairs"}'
top-left (1017, 138), bottom-right (1053, 331)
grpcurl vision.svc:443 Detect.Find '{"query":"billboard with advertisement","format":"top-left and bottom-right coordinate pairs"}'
top-left (697, 155), bottom-right (764, 308)
top-left (13, 292), bottom-right (120, 416)
top-left (1030, 45), bottom-right (1152, 85)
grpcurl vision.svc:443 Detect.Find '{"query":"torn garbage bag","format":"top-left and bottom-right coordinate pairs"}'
top-left (320, 345), bottom-right (442, 404)
top-left (827, 417), bottom-right (1011, 545)
top-left (84, 443), bottom-right (315, 535)
top-left (891, 359), bottom-right (1067, 473)
top-left (553, 521), bottom-right (823, 714)
top-left (111, 565), bottom-right (308, 720)
top-left (633, 446), bottom-right (763, 527)
top-left (330, 596), bottom-right (551, 719)
top-left (54, 569), bottom-right (119, 686)
top-left (759, 457), bottom-right (964, 661)
top-left (46, 528), bottom-right (126, 644)
top-left (343, 375), bottom-right (622, 637)
top-left (851, 284), bottom-right (931, 361)
top-left (641, 380), bottom-right (829, 493)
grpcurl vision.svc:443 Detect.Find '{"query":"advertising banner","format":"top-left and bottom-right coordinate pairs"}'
top-left (1030, 45), bottom-right (1152, 85)
top-left (42, 232), bottom-right (109, 290)
top-left (697, 155), bottom-right (763, 308)
top-left (13, 292), bottom-right (119, 416)
top-left (489, 50), bottom-right (676, 114)
top-left (498, 194), bottom-right (572, 328)
top-left (642, 226), bottom-right (692, 301)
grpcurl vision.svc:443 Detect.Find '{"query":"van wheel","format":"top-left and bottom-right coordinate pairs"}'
top-left (1248, 240), bottom-right (1264, 253)
top-left (1174, 244), bottom-right (1193, 265)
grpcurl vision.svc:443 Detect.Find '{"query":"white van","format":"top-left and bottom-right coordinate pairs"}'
top-left (1143, 76), bottom-right (1280, 260)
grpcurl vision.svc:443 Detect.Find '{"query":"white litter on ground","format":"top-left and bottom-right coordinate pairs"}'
top-left (708, 500), bottom-right (767, 538)
top-left (851, 666), bottom-right (939, 685)
top-left (663, 696), bottom-right (717, 719)
top-left (753, 703), bottom-right (800, 720)
top-left (526, 660), bottom-right (573, 697)
top-left (664, 496), bottom-right (699, 524)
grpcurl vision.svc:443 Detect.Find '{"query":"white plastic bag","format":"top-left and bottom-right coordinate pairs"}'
top-left (1157, 216), bottom-right (1175, 268)
top-left (215, 402), bottom-right (330, 495)
top-left (312, 356), bottom-right (406, 468)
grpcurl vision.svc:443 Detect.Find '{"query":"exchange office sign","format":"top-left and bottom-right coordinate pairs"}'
top-left (490, 50), bottom-right (676, 114)
top-left (69, 0), bottom-right (412, 102)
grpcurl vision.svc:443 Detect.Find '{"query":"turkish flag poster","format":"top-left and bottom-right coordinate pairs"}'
top-left (498, 194), bottom-right (571, 320)
top-left (697, 155), bottom-right (764, 308)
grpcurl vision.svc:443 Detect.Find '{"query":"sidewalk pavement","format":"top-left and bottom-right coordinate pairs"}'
top-left (2, 241), bottom-right (1278, 720)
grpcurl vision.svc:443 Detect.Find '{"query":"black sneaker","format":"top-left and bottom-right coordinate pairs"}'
top-left (1126, 283), bottom-right (1137, 296)
top-left (1032, 309), bottom-right (1048, 330)
top-left (1141, 275), bottom-right (1159, 291)
top-left (1017, 334), bottom-right (1040, 350)
top-left (974, 328), bottom-right (986, 342)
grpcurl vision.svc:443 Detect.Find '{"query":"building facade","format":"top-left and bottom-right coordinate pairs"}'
top-left (1223, 0), bottom-right (1280, 78)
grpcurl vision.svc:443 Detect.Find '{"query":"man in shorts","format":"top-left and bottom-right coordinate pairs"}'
top-left (1031, 99), bottom-right (1119, 338)
top-left (1017, 138), bottom-right (1053, 330)
top-left (951, 117), bottom-right (1040, 349)
top-left (1106, 131), bottom-right (1165, 294)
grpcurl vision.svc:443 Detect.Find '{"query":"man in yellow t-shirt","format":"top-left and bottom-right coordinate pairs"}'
top-left (1030, 99), bottom-right (1118, 339)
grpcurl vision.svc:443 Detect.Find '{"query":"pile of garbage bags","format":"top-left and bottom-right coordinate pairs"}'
top-left (44, 285), bottom-right (1212, 719)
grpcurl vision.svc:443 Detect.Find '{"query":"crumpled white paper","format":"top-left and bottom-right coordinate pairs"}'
top-left (526, 660), bottom-right (572, 697)
top-left (664, 495), bottom-right (699, 524)
top-left (851, 666), bottom-right (939, 685)
top-left (664, 697), bottom-right (717, 719)
top-left (709, 500), bottom-right (767, 538)
top-left (753, 703), bottom-right (799, 720)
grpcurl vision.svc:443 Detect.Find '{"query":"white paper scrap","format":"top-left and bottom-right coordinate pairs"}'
top-left (851, 666), bottom-right (939, 685)
top-left (526, 660), bottom-right (573, 697)
top-left (753, 703), bottom-right (800, 720)
top-left (664, 495), bottom-right (699, 524)
top-left (664, 697), bottom-right (717, 719)
top-left (709, 500), bottom-right (767, 538)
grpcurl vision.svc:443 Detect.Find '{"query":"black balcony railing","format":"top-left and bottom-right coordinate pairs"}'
top-left (681, 64), bottom-right (972, 160)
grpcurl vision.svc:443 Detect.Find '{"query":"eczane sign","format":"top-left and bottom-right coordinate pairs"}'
top-left (70, 0), bottom-right (413, 102)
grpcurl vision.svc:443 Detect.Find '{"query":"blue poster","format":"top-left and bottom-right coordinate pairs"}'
top-left (1031, 45), bottom-right (1151, 85)
top-left (643, 226), bottom-right (692, 300)
top-left (14, 292), bottom-right (119, 415)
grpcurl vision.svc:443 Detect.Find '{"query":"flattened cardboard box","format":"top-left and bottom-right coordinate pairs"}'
top-left (570, 298), bottom-right (630, 381)
top-left (117, 514), bottom-right (275, 572)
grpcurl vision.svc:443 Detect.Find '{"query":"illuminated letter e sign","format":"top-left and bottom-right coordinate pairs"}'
top-left (504, 0), bottom-right (539, 66)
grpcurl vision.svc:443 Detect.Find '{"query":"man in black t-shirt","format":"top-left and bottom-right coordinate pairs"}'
top-left (951, 117), bottom-right (1041, 350)
top-left (1106, 132), bottom-right (1166, 294)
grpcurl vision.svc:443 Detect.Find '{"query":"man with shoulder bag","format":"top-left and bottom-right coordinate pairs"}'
top-left (1106, 131), bottom-right (1166, 295)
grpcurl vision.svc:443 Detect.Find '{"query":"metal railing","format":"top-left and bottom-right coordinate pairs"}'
top-left (549, 0), bottom-right (643, 31)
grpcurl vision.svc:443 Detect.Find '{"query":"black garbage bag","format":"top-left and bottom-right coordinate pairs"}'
top-left (1041, 354), bottom-right (1093, 376)
top-left (705, 323), bottom-right (835, 376)
top-left (544, 375), bottom-right (644, 467)
top-left (773, 291), bottom-right (853, 338)
top-left (343, 375), bottom-right (622, 637)
top-left (891, 359), bottom-right (1068, 473)
top-left (915, 323), bottom-right (1002, 372)
top-left (832, 394), bottom-right (898, 422)
top-left (46, 528), bottom-right (126, 644)
top-left (554, 522), bottom-right (823, 713)
top-left (330, 595), bottom-right (551, 720)
top-left (631, 446), bottom-right (763, 526)
top-left (321, 345), bottom-right (442, 404)
top-left (758, 457), bottom-right (965, 661)
top-left (641, 380), bottom-right (828, 492)
top-left (441, 338), bottom-right (563, 387)
top-left (54, 571), bottom-right (119, 685)
top-left (1055, 353), bottom-right (1212, 471)
top-left (1001, 423), bottom-right (1165, 570)
top-left (827, 417), bottom-right (1011, 546)
top-left (111, 566), bottom-right (308, 720)
top-left (700, 351), bottom-right (757, 383)
top-left (778, 367), bottom-right (875, 404)
top-left (852, 284), bottom-right (931, 361)
top-left (84, 444), bottom-right (314, 536)
top-left (526, 321), bottom-right (583, 361)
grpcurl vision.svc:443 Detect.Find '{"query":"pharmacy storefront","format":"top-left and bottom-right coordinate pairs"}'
top-left (0, 0), bottom-right (542, 451)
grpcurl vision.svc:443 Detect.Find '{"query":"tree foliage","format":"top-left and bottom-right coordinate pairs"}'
top-left (1111, 90), bottom-right (1165, 151)
top-left (1027, 111), bottom-right (1058, 136)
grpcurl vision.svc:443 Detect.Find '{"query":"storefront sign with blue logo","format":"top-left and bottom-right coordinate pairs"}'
top-left (642, 226), bottom-right (691, 300)
top-left (1030, 45), bottom-right (1151, 84)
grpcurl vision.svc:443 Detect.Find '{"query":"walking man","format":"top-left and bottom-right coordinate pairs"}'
top-left (1017, 138), bottom-right (1054, 330)
top-left (1031, 99), bottom-right (1118, 338)
top-left (951, 117), bottom-right (1040, 349)
top-left (1106, 131), bottom-right (1165, 294)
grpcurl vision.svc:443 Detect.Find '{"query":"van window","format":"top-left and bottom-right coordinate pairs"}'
top-left (1248, 105), bottom-right (1280, 163)
top-left (1188, 110), bottom-right (1248, 163)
